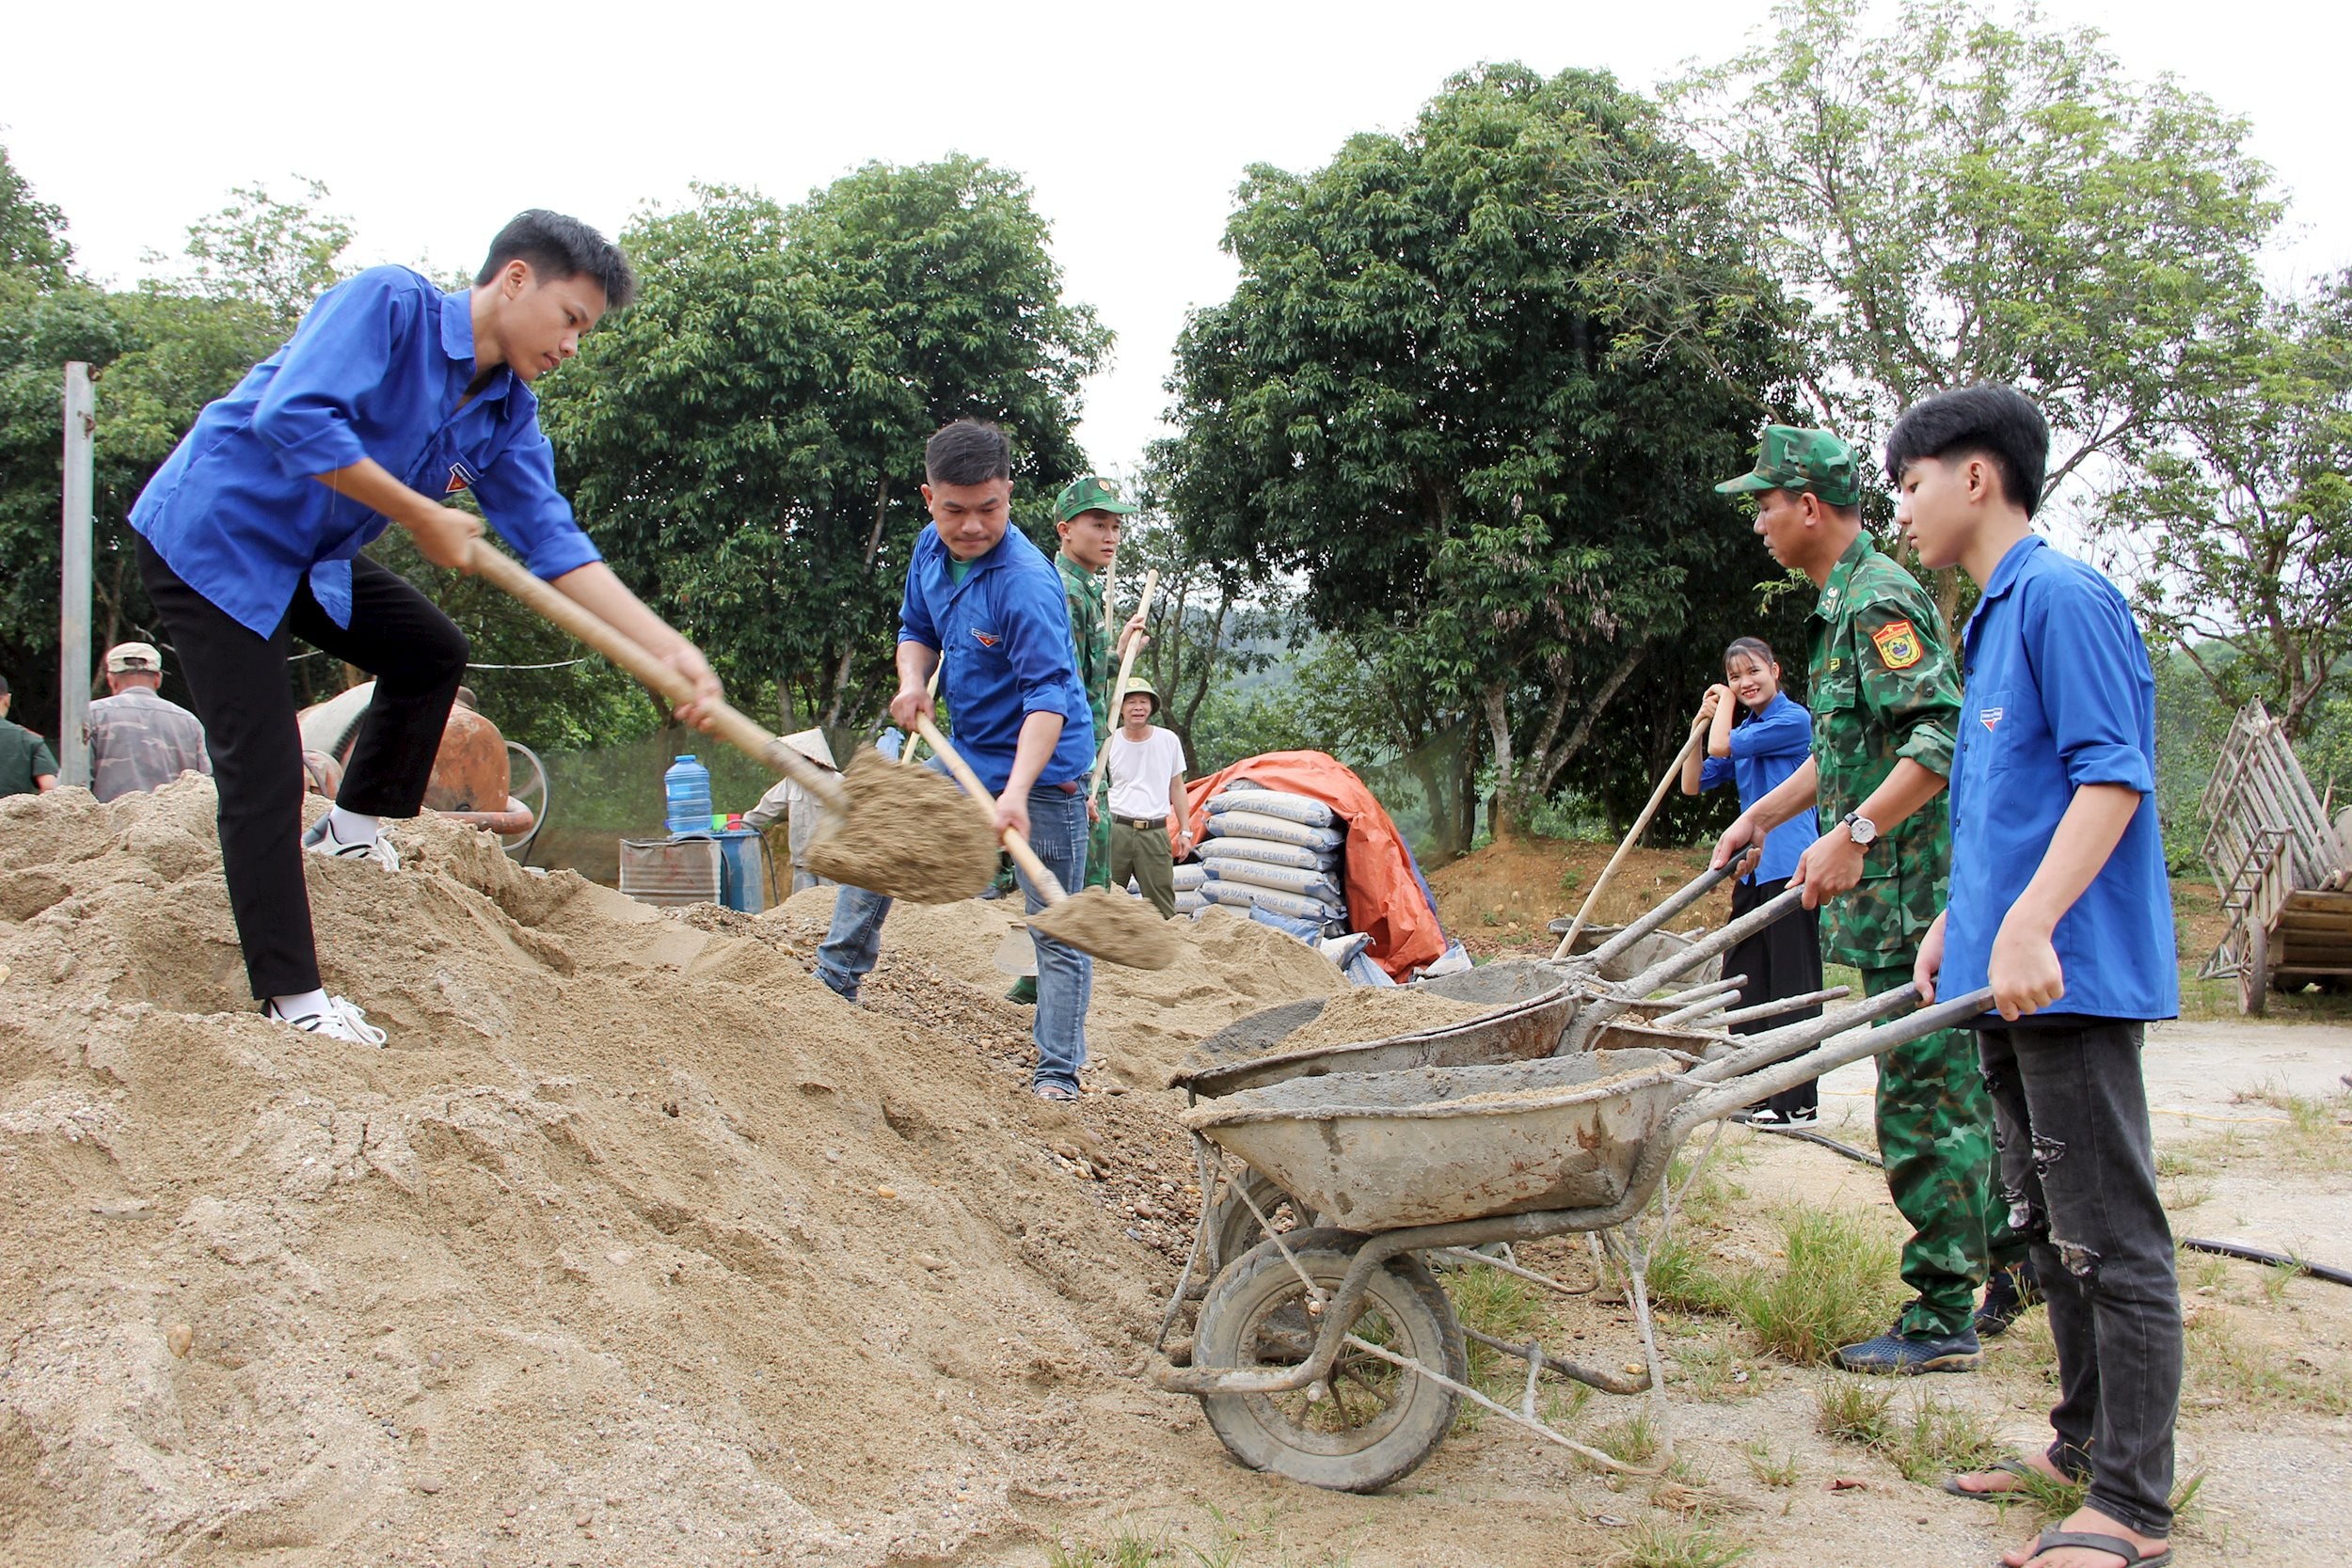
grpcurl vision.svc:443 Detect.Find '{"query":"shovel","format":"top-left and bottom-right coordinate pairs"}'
top-left (912, 716), bottom-right (1180, 971)
top-left (469, 544), bottom-right (997, 903)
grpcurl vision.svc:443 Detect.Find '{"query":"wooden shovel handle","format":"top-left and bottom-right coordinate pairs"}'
top-left (1553, 730), bottom-right (1704, 958)
top-left (912, 715), bottom-right (1068, 903)
top-left (1089, 567), bottom-right (1161, 800)
top-left (467, 543), bottom-right (846, 811)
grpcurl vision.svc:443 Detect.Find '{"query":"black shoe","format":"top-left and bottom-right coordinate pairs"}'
top-left (1975, 1259), bottom-right (2042, 1338)
top-left (1782, 1103), bottom-right (1819, 1125)
top-left (1835, 1322), bottom-right (1982, 1374)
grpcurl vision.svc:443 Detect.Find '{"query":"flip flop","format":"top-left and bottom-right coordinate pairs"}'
top-left (1031, 1083), bottom-right (1079, 1101)
top-left (1943, 1458), bottom-right (2046, 1501)
top-left (2017, 1527), bottom-right (2171, 1567)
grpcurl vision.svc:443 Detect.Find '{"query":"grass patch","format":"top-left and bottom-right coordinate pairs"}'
top-left (1725, 1210), bottom-right (1902, 1363)
top-left (2231, 1085), bottom-right (2352, 1172)
top-left (1740, 1438), bottom-right (1800, 1489)
top-left (1604, 1520), bottom-right (1754, 1568)
top-left (1582, 1410), bottom-right (1663, 1469)
top-left (1883, 1396), bottom-right (2004, 1483)
top-left (2184, 1302), bottom-right (2352, 1415)
top-left (1673, 1336), bottom-right (1765, 1402)
top-left (1646, 1232), bottom-right (1731, 1314)
top-left (1049, 1522), bottom-right (1169, 1568)
top-left (1814, 1381), bottom-right (1896, 1447)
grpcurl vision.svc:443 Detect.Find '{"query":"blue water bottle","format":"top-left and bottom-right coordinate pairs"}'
top-left (663, 754), bottom-right (713, 837)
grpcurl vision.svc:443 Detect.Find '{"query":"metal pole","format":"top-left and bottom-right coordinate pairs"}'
top-left (58, 362), bottom-right (95, 789)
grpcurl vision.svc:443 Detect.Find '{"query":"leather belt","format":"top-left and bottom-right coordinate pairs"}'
top-left (1114, 814), bottom-right (1168, 831)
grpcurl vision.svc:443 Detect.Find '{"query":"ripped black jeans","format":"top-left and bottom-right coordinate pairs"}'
top-left (1979, 1022), bottom-right (2182, 1539)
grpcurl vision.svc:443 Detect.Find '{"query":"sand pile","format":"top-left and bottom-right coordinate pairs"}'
top-left (0, 780), bottom-right (1342, 1566)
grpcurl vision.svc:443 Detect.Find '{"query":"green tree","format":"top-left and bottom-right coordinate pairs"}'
top-left (1115, 507), bottom-right (1293, 768)
top-left (541, 162), bottom-right (1108, 749)
top-left (1674, 0), bottom-right (2280, 510)
top-left (1163, 63), bottom-right (1800, 835)
top-left (2094, 272), bottom-right (2352, 739)
top-left (0, 142), bottom-right (72, 286)
top-left (154, 178), bottom-right (356, 328)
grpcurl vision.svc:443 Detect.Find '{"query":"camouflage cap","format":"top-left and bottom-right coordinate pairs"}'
top-left (105, 641), bottom-right (164, 673)
top-left (1054, 473), bottom-right (1140, 524)
top-left (1116, 676), bottom-right (1159, 715)
top-left (1715, 426), bottom-right (1862, 508)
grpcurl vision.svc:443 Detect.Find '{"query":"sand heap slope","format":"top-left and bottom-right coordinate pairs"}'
top-left (0, 781), bottom-right (1337, 1567)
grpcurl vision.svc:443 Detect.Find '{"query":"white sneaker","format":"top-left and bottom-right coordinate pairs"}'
top-left (262, 994), bottom-right (389, 1047)
top-left (303, 814), bottom-right (400, 871)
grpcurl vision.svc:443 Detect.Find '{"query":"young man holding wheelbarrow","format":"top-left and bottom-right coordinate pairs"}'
top-left (128, 211), bottom-right (720, 1047)
top-left (1708, 426), bottom-right (2026, 1373)
top-left (1901, 386), bottom-right (2182, 1568)
top-left (815, 420), bottom-right (1100, 1101)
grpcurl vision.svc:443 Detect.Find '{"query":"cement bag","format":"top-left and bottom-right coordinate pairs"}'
top-left (1175, 888), bottom-right (1208, 914)
top-left (1247, 905), bottom-right (1327, 944)
top-left (1201, 858), bottom-right (1344, 905)
top-left (1174, 863), bottom-right (1207, 893)
top-left (1204, 810), bottom-right (1343, 853)
top-left (1201, 879), bottom-right (1346, 925)
top-left (1194, 836), bottom-right (1338, 873)
top-left (1207, 786), bottom-right (1336, 828)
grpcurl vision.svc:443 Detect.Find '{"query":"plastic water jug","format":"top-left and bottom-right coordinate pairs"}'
top-left (664, 754), bottom-right (713, 837)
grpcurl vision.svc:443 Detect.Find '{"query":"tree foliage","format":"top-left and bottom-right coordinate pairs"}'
top-left (539, 161), bottom-right (1108, 748)
top-left (1161, 63), bottom-right (1801, 835)
top-left (1674, 0), bottom-right (2280, 499)
top-left (2094, 272), bottom-right (2352, 738)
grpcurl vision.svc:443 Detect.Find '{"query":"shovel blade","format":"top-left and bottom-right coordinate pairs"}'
top-left (802, 750), bottom-right (999, 904)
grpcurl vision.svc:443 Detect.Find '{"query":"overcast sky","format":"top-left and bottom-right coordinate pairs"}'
top-left (6, 0), bottom-right (2345, 475)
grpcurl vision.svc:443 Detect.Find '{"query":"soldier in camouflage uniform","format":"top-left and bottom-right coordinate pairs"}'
top-left (86, 642), bottom-right (212, 803)
top-left (1709, 426), bottom-right (2020, 1374)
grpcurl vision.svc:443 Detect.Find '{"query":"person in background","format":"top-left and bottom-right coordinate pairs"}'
top-left (0, 674), bottom-right (60, 797)
top-left (1681, 634), bottom-right (1823, 1123)
top-left (85, 641), bottom-right (212, 802)
top-left (742, 729), bottom-right (838, 894)
top-left (1103, 677), bottom-right (1190, 918)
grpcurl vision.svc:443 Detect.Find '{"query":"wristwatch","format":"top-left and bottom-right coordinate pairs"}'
top-left (1839, 811), bottom-right (1878, 847)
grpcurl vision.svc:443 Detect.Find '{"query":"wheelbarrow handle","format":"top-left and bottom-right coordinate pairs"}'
top-left (1613, 882), bottom-right (1806, 998)
top-left (1676, 987), bottom-right (1994, 1129)
top-left (1686, 981), bottom-right (1923, 1082)
top-left (1578, 862), bottom-right (1739, 969)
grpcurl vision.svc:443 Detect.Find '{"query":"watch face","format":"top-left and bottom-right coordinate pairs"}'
top-left (1850, 815), bottom-right (1876, 845)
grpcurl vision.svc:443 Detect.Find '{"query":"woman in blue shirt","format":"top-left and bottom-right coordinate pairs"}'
top-left (1681, 636), bottom-right (1824, 1122)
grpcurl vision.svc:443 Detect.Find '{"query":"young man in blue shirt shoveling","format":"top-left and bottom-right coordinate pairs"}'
top-left (814, 420), bottom-right (1101, 1100)
top-left (131, 212), bottom-right (720, 1046)
top-left (1899, 385), bottom-right (2182, 1568)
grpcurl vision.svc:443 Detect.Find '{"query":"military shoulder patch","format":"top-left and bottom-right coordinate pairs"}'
top-left (1870, 618), bottom-right (1924, 670)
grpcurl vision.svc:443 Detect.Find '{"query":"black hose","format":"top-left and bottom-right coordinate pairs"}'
top-left (1742, 1121), bottom-right (1885, 1167)
top-left (2181, 1237), bottom-right (2352, 1289)
top-left (1740, 1127), bottom-right (2352, 1289)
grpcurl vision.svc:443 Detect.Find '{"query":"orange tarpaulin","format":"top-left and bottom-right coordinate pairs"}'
top-left (1183, 750), bottom-right (1448, 981)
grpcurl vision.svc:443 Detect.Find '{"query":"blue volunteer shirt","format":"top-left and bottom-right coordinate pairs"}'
top-left (1946, 534), bottom-right (2177, 1022)
top-left (129, 266), bottom-right (601, 636)
top-left (1698, 692), bottom-right (1819, 883)
top-left (899, 525), bottom-right (1094, 794)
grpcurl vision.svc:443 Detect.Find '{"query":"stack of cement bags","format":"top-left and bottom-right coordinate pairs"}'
top-left (1194, 785), bottom-right (1347, 940)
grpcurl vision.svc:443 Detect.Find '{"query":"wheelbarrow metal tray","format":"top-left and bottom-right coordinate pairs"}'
top-left (1180, 1050), bottom-right (1688, 1230)
top-left (1171, 978), bottom-right (1577, 1100)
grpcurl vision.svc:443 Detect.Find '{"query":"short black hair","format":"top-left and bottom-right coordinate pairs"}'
top-left (0, 673), bottom-right (10, 697)
top-left (477, 211), bottom-right (637, 310)
top-left (925, 420), bottom-right (1013, 486)
top-left (1883, 385), bottom-right (2049, 519)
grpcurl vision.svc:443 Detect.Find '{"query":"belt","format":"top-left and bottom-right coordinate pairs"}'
top-left (1114, 814), bottom-right (1168, 831)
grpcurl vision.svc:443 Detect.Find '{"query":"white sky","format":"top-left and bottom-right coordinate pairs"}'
top-left (5, 0), bottom-right (2345, 476)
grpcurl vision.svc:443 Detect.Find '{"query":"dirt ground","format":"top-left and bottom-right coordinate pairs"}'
top-left (4, 789), bottom-right (2346, 1567)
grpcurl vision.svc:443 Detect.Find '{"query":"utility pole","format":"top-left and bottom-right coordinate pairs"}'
top-left (59, 363), bottom-right (94, 788)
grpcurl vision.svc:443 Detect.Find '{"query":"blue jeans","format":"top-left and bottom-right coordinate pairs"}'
top-left (816, 778), bottom-right (1092, 1091)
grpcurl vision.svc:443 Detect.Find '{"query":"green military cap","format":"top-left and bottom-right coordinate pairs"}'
top-left (1054, 473), bottom-right (1140, 524)
top-left (1117, 676), bottom-right (1159, 715)
top-left (1715, 425), bottom-right (1862, 508)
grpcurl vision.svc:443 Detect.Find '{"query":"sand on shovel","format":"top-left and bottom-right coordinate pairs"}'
top-left (803, 749), bottom-right (999, 903)
top-left (1028, 886), bottom-right (1183, 970)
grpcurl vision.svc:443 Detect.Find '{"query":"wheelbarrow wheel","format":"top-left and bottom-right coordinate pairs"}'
top-left (1209, 1168), bottom-right (1315, 1274)
top-left (1192, 1227), bottom-right (1465, 1493)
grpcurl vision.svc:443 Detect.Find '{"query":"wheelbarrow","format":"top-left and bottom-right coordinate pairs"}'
top-left (1147, 985), bottom-right (1994, 1493)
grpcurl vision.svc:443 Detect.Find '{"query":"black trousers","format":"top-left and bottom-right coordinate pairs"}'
top-left (1724, 874), bottom-right (1825, 1117)
top-left (137, 538), bottom-right (468, 998)
top-left (1978, 1021), bottom-right (2180, 1538)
